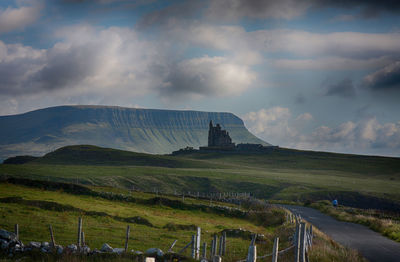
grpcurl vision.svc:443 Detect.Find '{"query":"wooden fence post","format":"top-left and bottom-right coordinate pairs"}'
top-left (191, 235), bottom-right (196, 259)
top-left (77, 217), bottom-right (82, 248)
top-left (222, 232), bottom-right (226, 256)
top-left (81, 231), bottom-right (85, 246)
top-left (218, 236), bottom-right (222, 256)
top-left (202, 242), bottom-right (207, 259)
top-left (213, 234), bottom-right (218, 256)
top-left (125, 225), bottom-right (130, 252)
top-left (196, 227), bottom-right (201, 260)
top-left (295, 223), bottom-right (301, 262)
top-left (246, 245), bottom-right (256, 262)
top-left (300, 222), bottom-right (306, 262)
top-left (272, 237), bottom-right (279, 262)
top-left (211, 239), bottom-right (215, 257)
top-left (14, 224), bottom-right (19, 240)
top-left (49, 225), bottom-right (56, 248)
top-left (168, 240), bottom-right (178, 252)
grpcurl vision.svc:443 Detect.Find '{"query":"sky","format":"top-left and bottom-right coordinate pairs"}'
top-left (1, 0), bottom-right (400, 157)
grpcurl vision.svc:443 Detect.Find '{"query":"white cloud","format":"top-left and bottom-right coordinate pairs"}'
top-left (273, 56), bottom-right (393, 71)
top-left (173, 25), bottom-right (400, 71)
top-left (0, 24), bottom-right (258, 101)
top-left (0, 1), bottom-right (43, 34)
top-left (243, 107), bottom-right (298, 143)
top-left (244, 107), bottom-right (400, 156)
top-left (161, 56), bottom-right (256, 99)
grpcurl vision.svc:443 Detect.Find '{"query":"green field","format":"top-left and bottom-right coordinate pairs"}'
top-left (0, 181), bottom-right (286, 260)
top-left (0, 180), bottom-right (365, 262)
top-left (0, 144), bottom-right (379, 261)
top-left (1, 145), bottom-right (399, 210)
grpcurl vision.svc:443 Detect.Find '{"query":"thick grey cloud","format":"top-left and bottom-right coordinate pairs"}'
top-left (206, 0), bottom-right (311, 20)
top-left (316, 0), bottom-right (400, 18)
top-left (137, 0), bottom-right (400, 26)
top-left (207, 0), bottom-right (400, 20)
top-left (137, 1), bottom-right (203, 30)
top-left (325, 78), bottom-right (356, 98)
top-left (0, 24), bottom-right (257, 100)
top-left (0, 1), bottom-right (43, 34)
top-left (364, 61), bottom-right (400, 90)
top-left (160, 56), bottom-right (256, 99)
top-left (0, 25), bottom-right (161, 96)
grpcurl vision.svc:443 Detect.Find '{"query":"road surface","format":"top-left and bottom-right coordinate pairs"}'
top-left (282, 205), bottom-right (400, 262)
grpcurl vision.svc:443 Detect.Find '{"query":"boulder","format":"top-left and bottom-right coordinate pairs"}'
top-left (56, 245), bottom-right (63, 254)
top-left (29, 241), bottom-right (41, 249)
top-left (112, 248), bottom-right (125, 254)
top-left (67, 244), bottom-right (78, 253)
top-left (145, 248), bottom-right (164, 257)
top-left (40, 247), bottom-right (49, 253)
top-left (0, 239), bottom-right (9, 250)
top-left (81, 245), bottom-right (91, 254)
top-left (0, 229), bottom-right (16, 241)
top-left (41, 242), bottom-right (50, 248)
top-left (100, 243), bottom-right (113, 252)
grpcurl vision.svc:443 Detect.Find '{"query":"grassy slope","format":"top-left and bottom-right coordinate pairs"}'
top-left (30, 145), bottom-right (215, 168)
top-left (0, 182), bottom-right (285, 261)
top-left (0, 182), bottom-right (366, 262)
top-left (1, 146), bottom-right (399, 207)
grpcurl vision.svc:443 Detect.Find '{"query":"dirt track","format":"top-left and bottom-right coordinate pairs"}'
top-left (282, 205), bottom-right (400, 262)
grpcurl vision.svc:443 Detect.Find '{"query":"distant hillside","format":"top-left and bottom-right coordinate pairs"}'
top-left (11, 145), bottom-right (207, 168)
top-left (0, 105), bottom-right (269, 160)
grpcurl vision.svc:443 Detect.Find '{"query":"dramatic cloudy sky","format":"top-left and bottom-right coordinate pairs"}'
top-left (1, 0), bottom-right (400, 156)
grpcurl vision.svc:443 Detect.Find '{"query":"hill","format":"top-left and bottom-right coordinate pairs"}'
top-left (0, 105), bottom-right (268, 160)
top-left (14, 145), bottom-right (210, 168)
top-left (1, 144), bottom-right (399, 212)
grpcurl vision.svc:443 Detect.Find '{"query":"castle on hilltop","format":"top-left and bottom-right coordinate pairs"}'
top-left (172, 120), bottom-right (277, 154)
top-left (207, 121), bottom-right (235, 148)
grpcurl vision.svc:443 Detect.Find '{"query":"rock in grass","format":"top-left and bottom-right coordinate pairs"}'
top-left (145, 248), bottom-right (164, 257)
top-left (29, 241), bottom-right (41, 249)
top-left (56, 245), bottom-right (63, 254)
top-left (0, 239), bottom-right (9, 250)
top-left (0, 229), bottom-right (16, 241)
top-left (100, 243), bottom-right (113, 252)
top-left (112, 248), bottom-right (125, 254)
top-left (67, 244), bottom-right (78, 253)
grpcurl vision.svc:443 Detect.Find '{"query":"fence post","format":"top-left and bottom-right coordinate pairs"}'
top-left (14, 224), bottom-right (19, 240)
top-left (218, 235), bottom-right (223, 256)
top-left (246, 245), bottom-right (256, 262)
top-left (81, 231), bottom-right (85, 246)
top-left (213, 234), bottom-right (218, 256)
top-left (77, 217), bottom-right (82, 248)
top-left (202, 242), bottom-right (207, 259)
top-left (295, 222), bottom-right (301, 262)
top-left (272, 237), bottom-right (279, 262)
top-left (300, 222), bottom-right (307, 262)
top-left (196, 227), bottom-right (201, 260)
top-left (191, 235), bottom-right (196, 259)
top-left (49, 225), bottom-right (56, 248)
top-left (222, 232), bottom-right (226, 256)
top-left (168, 240), bottom-right (178, 252)
top-left (125, 225), bottom-right (130, 252)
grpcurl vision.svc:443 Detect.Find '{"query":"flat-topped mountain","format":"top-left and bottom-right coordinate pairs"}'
top-left (0, 105), bottom-right (269, 160)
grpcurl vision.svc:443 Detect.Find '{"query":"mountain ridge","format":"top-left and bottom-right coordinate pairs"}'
top-left (0, 105), bottom-right (269, 160)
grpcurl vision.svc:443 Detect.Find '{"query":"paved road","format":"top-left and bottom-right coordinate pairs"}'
top-left (282, 205), bottom-right (400, 262)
